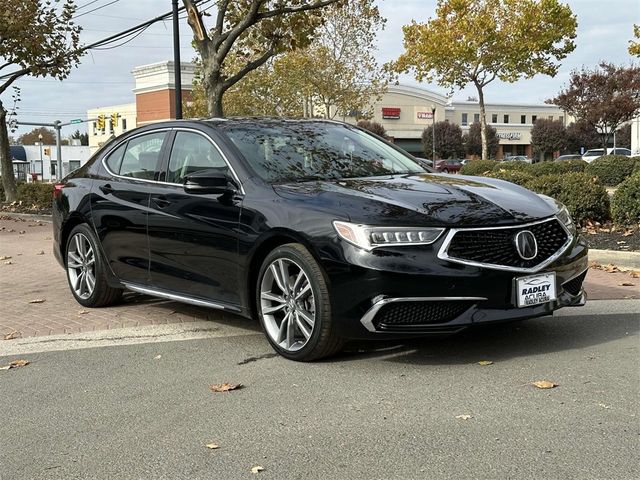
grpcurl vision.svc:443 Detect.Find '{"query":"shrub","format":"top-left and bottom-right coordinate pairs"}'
top-left (484, 169), bottom-right (534, 187)
top-left (459, 160), bottom-right (499, 176)
top-left (0, 182), bottom-right (4, 202)
top-left (585, 155), bottom-right (638, 186)
top-left (495, 161), bottom-right (532, 172)
top-left (16, 182), bottom-right (54, 209)
top-left (611, 174), bottom-right (640, 225)
top-left (632, 157), bottom-right (640, 175)
top-left (529, 159), bottom-right (587, 175)
top-left (525, 172), bottom-right (610, 225)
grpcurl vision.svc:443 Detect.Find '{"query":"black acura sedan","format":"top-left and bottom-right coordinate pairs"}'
top-left (53, 119), bottom-right (588, 361)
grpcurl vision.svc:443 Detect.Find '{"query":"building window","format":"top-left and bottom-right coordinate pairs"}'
top-left (532, 115), bottom-right (537, 123)
top-left (122, 119), bottom-right (127, 131)
top-left (461, 113), bottom-right (468, 126)
top-left (474, 113), bottom-right (480, 123)
top-left (558, 116), bottom-right (564, 124)
top-left (548, 115), bottom-right (553, 120)
top-left (504, 114), bottom-right (509, 123)
top-left (521, 115), bottom-right (526, 124)
top-left (491, 114), bottom-right (498, 123)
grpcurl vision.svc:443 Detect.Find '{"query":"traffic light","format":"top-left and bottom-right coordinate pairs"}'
top-left (44, 148), bottom-right (51, 156)
top-left (110, 113), bottom-right (119, 128)
top-left (97, 114), bottom-right (106, 131)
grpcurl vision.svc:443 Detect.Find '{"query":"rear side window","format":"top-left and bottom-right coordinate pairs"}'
top-left (119, 132), bottom-right (166, 180)
top-left (104, 143), bottom-right (126, 174)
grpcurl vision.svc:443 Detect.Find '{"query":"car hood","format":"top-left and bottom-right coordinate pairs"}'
top-left (272, 173), bottom-right (558, 227)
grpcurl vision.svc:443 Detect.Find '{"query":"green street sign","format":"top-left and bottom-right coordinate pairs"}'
top-left (70, 119), bottom-right (83, 124)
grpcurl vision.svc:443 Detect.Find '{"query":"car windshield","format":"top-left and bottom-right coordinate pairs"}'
top-left (584, 150), bottom-right (603, 156)
top-left (219, 121), bottom-right (425, 182)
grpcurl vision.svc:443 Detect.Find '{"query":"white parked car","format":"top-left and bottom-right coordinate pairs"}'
top-left (582, 148), bottom-right (632, 163)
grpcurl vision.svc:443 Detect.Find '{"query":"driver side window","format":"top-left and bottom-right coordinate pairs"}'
top-left (167, 131), bottom-right (229, 184)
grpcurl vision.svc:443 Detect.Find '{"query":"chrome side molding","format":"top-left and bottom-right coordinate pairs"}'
top-left (123, 283), bottom-right (242, 312)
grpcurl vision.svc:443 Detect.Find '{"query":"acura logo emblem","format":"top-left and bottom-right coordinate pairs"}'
top-left (514, 230), bottom-right (538, 260)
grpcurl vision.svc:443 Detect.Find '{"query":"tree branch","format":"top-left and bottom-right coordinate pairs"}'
top-left (256, 0), bottom-right (340, 21)
top-left (0, 67), bottom-right (31, 96)
top-left (216, 0), bottom-right (263, 63)
top-left (214, 0), bottom-right (231, 38)
top-left (223, 43), bottom-right (276, 89)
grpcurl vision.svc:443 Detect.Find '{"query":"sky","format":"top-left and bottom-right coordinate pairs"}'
top-left (6, 0), bottom-right (640, 138)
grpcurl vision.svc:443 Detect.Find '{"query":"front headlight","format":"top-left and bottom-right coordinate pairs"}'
top-left (333, 221), bottom-right (444, 251)
top-left (556, 204), bottom-right (576, 235)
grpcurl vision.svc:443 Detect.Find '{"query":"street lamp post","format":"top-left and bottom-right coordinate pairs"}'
top-left (431, 104), bottom-right (436, 167)
top-left (38, 133), bottom-right (43, 182)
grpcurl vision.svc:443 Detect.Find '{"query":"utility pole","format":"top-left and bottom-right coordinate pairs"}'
top-left (172, 0), bottom-right (183, 120)
top-left (431, 105), bottom-right (436, 167)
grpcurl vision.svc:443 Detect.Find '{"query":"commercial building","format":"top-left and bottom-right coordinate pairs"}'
top-left (364, 84), bottom-right (567, 159)
top-left (10, 144), bottom-right (91, 182)
top-left (88, 61), bottom-right (195, 152)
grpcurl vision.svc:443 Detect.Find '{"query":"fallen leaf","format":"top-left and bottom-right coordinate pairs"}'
top-left (1, 359), bottom-right (30, 370)
top-left (0, 255), bottom-right (11, 260)
top-left (29, 298), bottom-right (46, 304)
top-left (4, 261), bottom-right (12, 265)
top-left (630, 271), bottom-right (640, 278)
top-left (597, 403), bottom-right (611, 409)
top-left (154, 355), bottom-right (162, 360)
top-left (532, 380), bottom-right (558, 389)
top-left (251, 466), bottom-right (264, 474)
top-left (36, 250), bottom-right (45, 255)
top-left (18, 230), bottom-right (25, 234)
top-left (455, 414), bottom-right (472, 420)
top-left (477, 360), bottom-right (493, 366)
top-left (210, 383), bottom-right (243, 393)
top-left (205, 443), bottom-right (219, 449)
top-left (619, 282), bottom-right (635, 287)
top-left (4, 331), bottom-right (19, 341)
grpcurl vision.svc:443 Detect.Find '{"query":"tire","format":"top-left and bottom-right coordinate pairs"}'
top-left (443, 168), bottom-right (449, 174)
top-left (256, 243), bottom-right (344, 361)
top-left (65, 223), bottom-right (122, 308)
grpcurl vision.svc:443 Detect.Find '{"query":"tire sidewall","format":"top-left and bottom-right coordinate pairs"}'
top-left (256, 245), bottom-right (331, 361)
top-left (65, 224), bottom-right (106, 307)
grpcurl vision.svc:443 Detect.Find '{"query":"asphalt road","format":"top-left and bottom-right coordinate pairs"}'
top-left (1, 300), bottom-right (638, 480)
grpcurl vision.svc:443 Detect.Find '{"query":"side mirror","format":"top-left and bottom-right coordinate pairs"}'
top-left (183, 170), bottom-right (237, 195)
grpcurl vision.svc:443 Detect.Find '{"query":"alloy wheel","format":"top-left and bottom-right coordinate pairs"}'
top-left (67, 233), bottom-right (96, 299)
top-left (260, 258), bottom-right (316, 352)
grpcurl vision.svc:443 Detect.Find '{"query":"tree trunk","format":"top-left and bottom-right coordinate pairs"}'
top-left (475, 83), bottom-right (489, 161)
top-left (207, 83), bottom-right (225, 117)
top-left (0, 100), bottom-right (18, 202)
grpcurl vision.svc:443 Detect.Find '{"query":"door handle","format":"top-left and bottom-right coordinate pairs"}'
top-left (152, 196), bottom-right (172, 208)
top-left (99, 184), bottom-right (114, 195)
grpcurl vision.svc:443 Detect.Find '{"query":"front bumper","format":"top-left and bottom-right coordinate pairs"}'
top-left (323, 232), bottom-right (589, 339)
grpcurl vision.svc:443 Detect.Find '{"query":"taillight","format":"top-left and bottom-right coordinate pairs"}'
top-left (53, 183), bottom-right (65, 199)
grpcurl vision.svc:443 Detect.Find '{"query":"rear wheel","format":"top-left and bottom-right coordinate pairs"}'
top-left (65, 224), bottom-right (122, 307)
top-left (443, 168), bottom-right (449, 174)
top-left (256, 243), bottom-right (343, 361)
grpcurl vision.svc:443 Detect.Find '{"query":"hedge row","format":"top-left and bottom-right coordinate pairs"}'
top-left (611, 170), bottom-right (640, 225)
top-left (0, 182), bottom-right (54, 210)
top-left (584, 155), bottom-right (639, 186)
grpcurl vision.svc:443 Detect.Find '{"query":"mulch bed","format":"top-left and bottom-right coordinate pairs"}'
top-left (0, 203), bottom-right (52, 216)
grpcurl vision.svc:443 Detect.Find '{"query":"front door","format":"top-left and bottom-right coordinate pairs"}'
top-left (147, 129), bottom-right (243, 306)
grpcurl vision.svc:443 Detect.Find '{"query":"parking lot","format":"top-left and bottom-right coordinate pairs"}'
top-left (1, 216), bottom-right (639, 479)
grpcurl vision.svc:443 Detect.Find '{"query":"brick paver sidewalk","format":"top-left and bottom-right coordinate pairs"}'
top-left (1, 217), bottom-right (638, 340)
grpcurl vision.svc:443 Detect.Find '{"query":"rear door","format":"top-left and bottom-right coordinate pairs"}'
top-left (91, 130), bottom-right (169, 284)
top-left (146, 129), bottom-right (244, 306)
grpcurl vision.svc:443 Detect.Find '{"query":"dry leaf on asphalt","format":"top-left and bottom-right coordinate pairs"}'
top-left (597, 403), bottom-right (611, 409)
top-left (477, 360), bottom-right (493, 366)
top-left (36, 250), bottom-right (45, 255)
top-left (78, 309), bottom-right (89, 315)
top-left (210, 383), bottom-right (243, 393)
top-left (0, 255), bottom-right (11, 260)
top-left (251, 466), bottom-right (265, 474)
top-left (630, 271), bottom-right (640, 278)
top-left (618, 282), bottom-right (635, 287)
top-left (29, 298), bottom-right (46, 304)
top-left (4, 331), bottom-right (19, 341)
top-left (205, 443), bottom-right (220, 449)
top-left (154, 355), bottom-right (162, 360)
top-left (4, 261), bottom-right (12, 265)
top-left (532, 380), bottom-right (558, 389)
top-left (455, 414), bottom-right (472, 420)
top-left (1, 359), bottom-right (30, 370)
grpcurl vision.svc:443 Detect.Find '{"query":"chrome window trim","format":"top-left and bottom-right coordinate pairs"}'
top-left (360, 296), bottom-right (487, 333)
top-left (436, 216), bottom-right (573, 274)
top-left (100, 126), bottom-right (245, 195)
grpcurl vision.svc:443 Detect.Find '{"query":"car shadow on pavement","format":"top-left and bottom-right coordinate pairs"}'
top-left (335, 313), bottom-right (639, 365)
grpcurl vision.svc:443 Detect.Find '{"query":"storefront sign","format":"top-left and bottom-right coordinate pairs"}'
top-left (382, 107), bottom-right (401, 119)
top-left (417, 111), bottom-right (434, 119)
top-left (497, 132), bottom-right (522, 140)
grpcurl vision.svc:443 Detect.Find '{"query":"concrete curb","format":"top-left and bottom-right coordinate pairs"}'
top-left (0, 212), bottom-right (52, 223)
top-left (589, 249), bottom-right (640, 269)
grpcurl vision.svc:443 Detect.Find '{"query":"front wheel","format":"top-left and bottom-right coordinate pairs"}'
top-left (65, 224), bottom-right (122, 307)
top-left (256, 243), bottom-right (343, 361)
top-left (442, 168), bottom-right (449, 174)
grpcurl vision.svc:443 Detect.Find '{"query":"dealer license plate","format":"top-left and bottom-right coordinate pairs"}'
top-left (515, 272), bottom-right (556, 308)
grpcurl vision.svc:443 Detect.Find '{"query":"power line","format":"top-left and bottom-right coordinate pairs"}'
top-left (76, 0), bottom-right (101, 11)
top-left (73, 0), bottom-right (122, 19)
